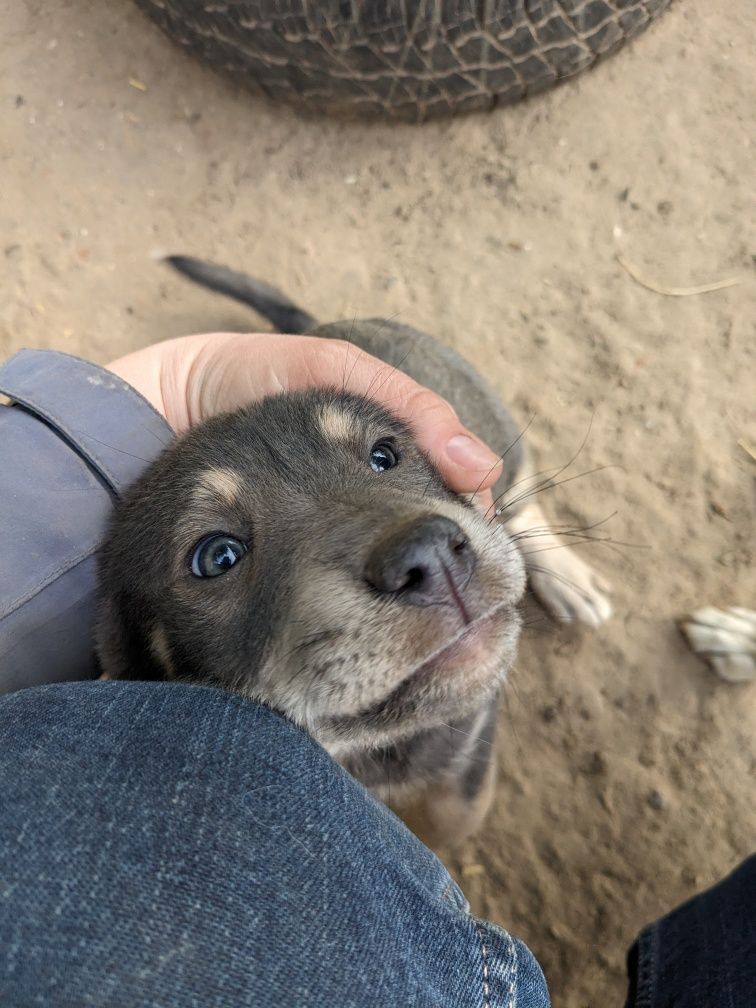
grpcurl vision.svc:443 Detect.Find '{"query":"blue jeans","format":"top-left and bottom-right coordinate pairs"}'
top-left (625, 857), bottom-right (756, 1008)
top-left (0, 682), bottom-right (548, 1007)
top-left (1, 683), bottom-right (754, 1006)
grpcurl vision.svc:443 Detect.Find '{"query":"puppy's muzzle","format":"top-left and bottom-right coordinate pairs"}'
top-left (364, 515), bottom-right (476, 617)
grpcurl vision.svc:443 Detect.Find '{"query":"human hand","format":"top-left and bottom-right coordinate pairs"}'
top-left (108, 332), bottom-right (502, 508)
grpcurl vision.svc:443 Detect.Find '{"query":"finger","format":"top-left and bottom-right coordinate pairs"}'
top-left (159, 332), bottom-right (505, 497)
top-left (470, 490), bottom-right (496, 515)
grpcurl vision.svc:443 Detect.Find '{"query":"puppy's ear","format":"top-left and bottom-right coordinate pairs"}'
top-left (94, 588), bottom-right (165, 681)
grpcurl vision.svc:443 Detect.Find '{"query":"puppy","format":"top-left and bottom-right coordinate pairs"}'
top-left (96, 258), bottom-right (611, 847)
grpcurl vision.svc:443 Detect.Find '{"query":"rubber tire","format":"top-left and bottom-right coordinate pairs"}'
top-left (134, 0), bottom-right (673, 121)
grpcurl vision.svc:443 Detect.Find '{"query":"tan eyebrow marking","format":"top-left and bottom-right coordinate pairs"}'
top-left (319, 404), bottom-right (356, 442)
top-left (192, 467), bottom-right (243, 507)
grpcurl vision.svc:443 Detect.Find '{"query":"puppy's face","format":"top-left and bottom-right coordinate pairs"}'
top-left (97, 390), bottom-right (526, 751)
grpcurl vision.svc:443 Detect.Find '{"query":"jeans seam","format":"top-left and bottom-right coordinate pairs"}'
top-left (473, 921), bottom-right (492, 1008)
top-left (473, 919), bottom-right (519, 1008)
top-left (507, 928), bottom-right (518, 1008)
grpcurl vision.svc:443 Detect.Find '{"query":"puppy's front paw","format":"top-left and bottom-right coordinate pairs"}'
top-left (528, 548), bottom-right (612, 629)
top-left (679, 607), bottom-right (756, 683)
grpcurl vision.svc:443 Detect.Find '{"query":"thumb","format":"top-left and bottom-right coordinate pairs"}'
top-left (298, 338), bottom-right (504, 499)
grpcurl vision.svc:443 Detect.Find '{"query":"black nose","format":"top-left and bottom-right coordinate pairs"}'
top-left (364, 515), bottom-right (477, 611)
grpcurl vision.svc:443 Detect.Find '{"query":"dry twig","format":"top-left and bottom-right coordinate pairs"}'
top-left (616, 254), bottom-right (743, 297)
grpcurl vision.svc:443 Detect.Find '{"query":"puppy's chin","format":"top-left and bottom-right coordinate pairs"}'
top-left (315, 603), bottom-right (521, 752)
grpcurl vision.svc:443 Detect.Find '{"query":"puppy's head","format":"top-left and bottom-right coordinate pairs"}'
top-left (96, 390), bottom-right (526, 751)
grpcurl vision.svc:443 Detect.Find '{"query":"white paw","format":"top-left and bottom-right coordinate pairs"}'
top-left (679, 607), bottom-right (756, 683)
top-left (528, 548), bottom-right (612, 629)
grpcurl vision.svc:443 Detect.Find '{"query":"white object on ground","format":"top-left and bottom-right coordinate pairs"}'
top-left (679, 607), bottom-right (756, 683)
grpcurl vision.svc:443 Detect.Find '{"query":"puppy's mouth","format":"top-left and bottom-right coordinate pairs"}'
top-left (402, 603), bottom-right (509, 687)
top-left (322, 600), bottom-right (519, 743)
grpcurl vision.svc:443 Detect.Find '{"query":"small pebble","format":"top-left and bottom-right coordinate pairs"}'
top-left (461, 863), bottom-right (485, 879)
top-left (581, 750), bottom-right (606, 775)
top-left (647, 789), bottom-right (665, 811)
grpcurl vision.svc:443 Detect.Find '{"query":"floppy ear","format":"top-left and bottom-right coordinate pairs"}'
top-left (94, 587), bottom-right (165, 681)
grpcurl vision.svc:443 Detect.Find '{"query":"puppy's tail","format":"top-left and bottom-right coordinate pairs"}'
top-left (164, 255), bottom-right (317, 334)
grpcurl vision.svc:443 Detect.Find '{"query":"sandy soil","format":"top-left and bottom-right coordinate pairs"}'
top-left (2, 1), bottom-right (754, 1004)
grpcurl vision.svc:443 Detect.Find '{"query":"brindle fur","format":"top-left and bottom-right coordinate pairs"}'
top-left (96, 258), bottom-right (611, 848)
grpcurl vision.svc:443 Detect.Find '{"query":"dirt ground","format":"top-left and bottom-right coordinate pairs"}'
top-left (2, 1), bottom-right (754, 1004)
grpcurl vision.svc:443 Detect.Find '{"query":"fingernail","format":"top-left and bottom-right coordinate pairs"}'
top-left (445, 434), bottom-right (501, 471)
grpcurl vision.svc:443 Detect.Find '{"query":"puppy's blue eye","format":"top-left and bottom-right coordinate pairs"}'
top-left (369, 441), bottom-right (399, 472)
top-left (191, 535), bottom-right (247, 578)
